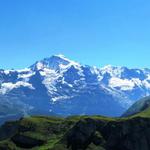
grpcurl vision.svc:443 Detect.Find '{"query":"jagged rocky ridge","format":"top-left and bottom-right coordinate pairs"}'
top-left (1, 54), bottom-right (150, 124)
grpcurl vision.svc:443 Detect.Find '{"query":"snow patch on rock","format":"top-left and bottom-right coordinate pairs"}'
top-left (0, 81), bottom-right (35, 94)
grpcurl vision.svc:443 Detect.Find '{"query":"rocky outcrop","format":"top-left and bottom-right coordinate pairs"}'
top-left (1, 116), bottom-right (150, 150)
top-left (11, 133), bottom-right (45, 148)
top-left (66, 117), bottom-right (150, 150)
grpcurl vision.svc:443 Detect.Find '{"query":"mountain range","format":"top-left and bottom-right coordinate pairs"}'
top-left (1, 54), bottom-right (150, 124)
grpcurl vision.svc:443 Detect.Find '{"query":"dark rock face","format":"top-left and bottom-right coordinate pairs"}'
top-left (103, 118), bottom-right (150, 150)
top-left (11, 134), bottom-right (45, 148)
top-left (67, 118), bottom-right (97, 150)
top-left (66, 117), bottom-right (150, 150)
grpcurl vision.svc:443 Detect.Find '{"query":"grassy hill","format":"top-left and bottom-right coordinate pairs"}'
top-left (122, 96), bottom-right (150, 117)
top-left (0, 112), bottom-right (150, 150)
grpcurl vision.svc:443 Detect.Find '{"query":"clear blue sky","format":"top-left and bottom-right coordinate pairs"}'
top-left (0, 0), bottom-right (150, 69)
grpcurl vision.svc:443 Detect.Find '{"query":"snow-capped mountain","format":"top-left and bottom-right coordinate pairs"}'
top-left (1, 54), bottom-right (150, 123)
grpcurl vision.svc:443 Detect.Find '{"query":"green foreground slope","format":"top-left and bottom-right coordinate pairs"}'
top-left (0, 113), bottom-right (150, 150)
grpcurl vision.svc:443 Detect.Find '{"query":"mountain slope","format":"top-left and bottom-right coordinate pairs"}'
top-left (122, 96), bottom-right (150, 117)
top-left (1, 54), bottom-right (150, 124)
top-left (0, 114), bottom-right (150, 150)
